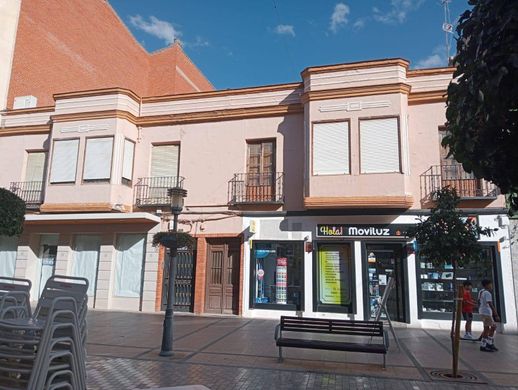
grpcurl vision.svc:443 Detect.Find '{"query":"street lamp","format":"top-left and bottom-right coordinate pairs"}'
top-left (159, 186), bottom-right (187, 356)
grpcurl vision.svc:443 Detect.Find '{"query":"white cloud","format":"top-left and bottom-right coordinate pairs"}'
top-left (330, 3), bottom-right (350, 33)
top-left (185, 36), bottom-right (210, 48)
top-left (373, 0), bottom-right (424, 24)
top-left (129, 15), bottom-right (181, 45)
top-left (415, 46), bottom-right (448, 68)
top-left (353, 18), bottom-right (366, 30)
top-left (274, 24), bottom-right (295, 37)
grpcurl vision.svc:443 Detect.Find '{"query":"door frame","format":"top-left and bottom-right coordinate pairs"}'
top-left (204, 238), bottom-right (241, 314)
top-left (361, 240), bottom-right (410, 323)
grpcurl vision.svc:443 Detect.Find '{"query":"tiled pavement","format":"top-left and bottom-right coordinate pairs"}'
top-left (86, 311), bottom-right (518, 389)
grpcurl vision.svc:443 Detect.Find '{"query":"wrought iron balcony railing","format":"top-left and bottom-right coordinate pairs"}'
top-left (9, 181), bottom-right (44, 209)
top-left (420, 165), bottom-right (499, 201)
top-left (134, 176), bottom-right (184, 207)
top-left (228, 172), bottom-right (284, 205)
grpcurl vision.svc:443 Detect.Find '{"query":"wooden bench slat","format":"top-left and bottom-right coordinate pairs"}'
top-left (276, 338), bottom-right (387, 354)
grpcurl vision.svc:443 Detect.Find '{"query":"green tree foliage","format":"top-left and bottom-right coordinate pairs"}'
top-left (445, 0), bottom-right (518, 211)
top-left (407, 187), bottom-right (492, 268)
top-left (0, 188), bottom-right (25, 237)
top-left (152, 231), bottom-right (196, 250)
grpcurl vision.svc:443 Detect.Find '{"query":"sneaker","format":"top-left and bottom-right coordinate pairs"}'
top-left (480, 346), bottom-right (494, 352)
top-left (487, 344), bottom-right (499, 351)
top-left (463, 334), bottom-right (474, 340)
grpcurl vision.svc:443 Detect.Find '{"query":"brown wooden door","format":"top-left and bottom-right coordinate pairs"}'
top-left (246, 140), bottom-right (275, 202)
top-left (205, 239), bottom-right (240, 314)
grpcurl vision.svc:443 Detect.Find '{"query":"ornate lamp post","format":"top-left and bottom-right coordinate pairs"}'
top-left (159, 186), bottom-right (187, 356)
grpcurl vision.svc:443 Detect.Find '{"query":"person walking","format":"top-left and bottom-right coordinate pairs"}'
top-left (478, 279), bottom-right (499, 352)
top-left (462, 281), bottom-right (476, 340)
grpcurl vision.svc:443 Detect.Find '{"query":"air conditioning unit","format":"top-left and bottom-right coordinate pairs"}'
top-left (13, 95), bottom-right (37, 109)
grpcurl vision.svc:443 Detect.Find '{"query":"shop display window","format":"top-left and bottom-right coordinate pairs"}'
top-left (250, 241), bottom-right (304, 310)
top-left (418, 246), bottom-right (500, 319)
top-left (314, 243), bottom-right (354, 313)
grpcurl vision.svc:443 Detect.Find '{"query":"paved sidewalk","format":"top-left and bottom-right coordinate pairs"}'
top-left (86, 311), bottom-right (518, 389)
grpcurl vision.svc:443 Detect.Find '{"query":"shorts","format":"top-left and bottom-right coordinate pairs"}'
top-left (481, 315), bottom-right (494, 327)
top-left (462, 312), bottom-right (473, 321)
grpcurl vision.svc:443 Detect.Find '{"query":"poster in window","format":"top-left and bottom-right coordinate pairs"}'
top-left (318, 245), bottom-right (351, 305)
top-left (276, 257), bottom-right (287, 304)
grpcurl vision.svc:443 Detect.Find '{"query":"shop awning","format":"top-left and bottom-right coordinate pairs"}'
top-left (25, 212), bottom-right (161, 225)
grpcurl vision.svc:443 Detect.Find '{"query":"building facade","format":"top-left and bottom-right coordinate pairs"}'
top-left (0, 1), bottom-right (516, 332)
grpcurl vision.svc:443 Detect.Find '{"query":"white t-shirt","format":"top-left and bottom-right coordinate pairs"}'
top-left (478, 289), bottom-right (493, 316)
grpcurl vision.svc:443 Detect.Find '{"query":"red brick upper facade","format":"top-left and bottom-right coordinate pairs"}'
top-left (6, 0), bottom-right (213, 109)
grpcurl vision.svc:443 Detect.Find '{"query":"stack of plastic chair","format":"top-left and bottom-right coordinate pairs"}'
top-left (0, 277), bottom-right (32, 320)
top-left (0, 275), bottom-right (89, 390)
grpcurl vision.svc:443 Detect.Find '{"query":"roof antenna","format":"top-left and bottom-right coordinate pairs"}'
top-left (441, 0), bottom-right (454, 65)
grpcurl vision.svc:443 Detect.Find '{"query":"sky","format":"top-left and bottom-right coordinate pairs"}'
top-left (108, 0), bottom-right (470, 90)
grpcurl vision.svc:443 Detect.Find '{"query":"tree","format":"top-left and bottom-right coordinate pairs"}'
top-left (406, 187), bottom-right (493, 377)
top-left (152, 231), bottom-right (196, 250)
top-left (0, 188), bottom-right (25, 237)
top-left (444, 0), bottom-right (518, 212)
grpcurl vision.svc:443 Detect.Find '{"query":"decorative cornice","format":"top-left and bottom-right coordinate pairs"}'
top-left (0, 124), bottom-right (51, 137)
top-left (301, 58), bottom-right (410, 78)
top-left (53, 87), bottom-right (141, 103)
top-left (51, 109), bottom-right (138, 123)
top-left (407, 67), bottom-right (455, 77)
top-left (304, 195), bottom-right (414, 209)
top-left (40, 202), bottom-right (132, 213)
top-left (408, 90), bottom-right (447, 105)
top-left (143, 82), bottom-right (302, 103)
top-left (138, 104), bottom-right (303, 127)
top-left (3, 106), bottom-right (55, 116)
top-left (302, 83), bottom-right (411, 103)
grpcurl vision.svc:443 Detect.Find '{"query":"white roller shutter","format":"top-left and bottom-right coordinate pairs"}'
top-left (122, 140), bottom-right (135, 181)
top-left (313, 121), bottom-right (349, 175)
top-left (25, 152), bottom-right (46, 182)
top-left (151, 145), bottom-right (179, 177)
top-left (360, 118), bottom-right (400, 173)
top-left (49, 139), bottom-right (79, 183)
top-left (83, 137), bottom-right (113, 181)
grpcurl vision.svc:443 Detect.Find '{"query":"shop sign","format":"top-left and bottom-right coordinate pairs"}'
top-left (316, 224), bottom-right (411, 238)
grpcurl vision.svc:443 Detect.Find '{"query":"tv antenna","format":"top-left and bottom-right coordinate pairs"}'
top-left (441, 0), bottom-right (454, 64)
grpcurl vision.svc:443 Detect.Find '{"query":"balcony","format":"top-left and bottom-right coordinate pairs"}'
top-left (134, 176), bottom-right (184, 207)
top-left (9, 181), bottom-right (44, 209)
top-left (420, 165), bottom-right (499, 201)
top-left (228, 172), bottom-right (284, 205)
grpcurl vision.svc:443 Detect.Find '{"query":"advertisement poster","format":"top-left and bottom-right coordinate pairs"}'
top-left (276, 257), bottom-right (287, 304)
top-left (318, 246), bottom-right (350, 305)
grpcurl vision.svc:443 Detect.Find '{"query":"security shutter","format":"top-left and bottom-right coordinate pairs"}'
top-left (360, 118), bottom-right (400, 173)
top-left (313, 121), bottom-right (349, 175)
top-left (25, 152), bottom-right (46, 182)
top-left (122, 140), bottom-right (135, 181)
top-left (83, 137), bottom-right (113, 181)
top-left (151, 145), bottom-right (179, 177)
top-left (49, 139), bottom-right (79, 183)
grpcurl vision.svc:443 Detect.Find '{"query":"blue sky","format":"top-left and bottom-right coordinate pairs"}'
top-left (108, 0), bottom-right (469, 90)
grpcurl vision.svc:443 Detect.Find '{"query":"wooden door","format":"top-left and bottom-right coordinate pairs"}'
top-left (246, 141), bottom-right (275, 202)
top-left (205, 239), bottom-right (240, 314)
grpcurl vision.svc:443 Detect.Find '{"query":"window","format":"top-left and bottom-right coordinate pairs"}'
top-left (71, 235), bottom-right (101, 297)
top-left (49, 139), bottom-right (79, 183)
top-left (360, 117), bottom-right (400, 173)
top-left (250, 241), bottom-right (304, 310)
top-left (25, 152), bottom-right (46, 182)
top-left (0, 236), bottom-right (18, 278)
top-left (114, 234), bottom-right (145, 297)
top-left (122, 139), bottom-right (135, 185)
top-left (246, 140), bottom-right (275, 201)
top-left (83, 137), bottom-right (113, 181)
top-left (314, 243), bottom-right (354, 313)
top-left (151, 144), bottom-right (179, 177)
top-left (312, 121), bottom-right (350, 175)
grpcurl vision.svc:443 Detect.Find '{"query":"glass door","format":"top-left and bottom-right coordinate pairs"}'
top-left (365, 243), bottom-right (407, 323)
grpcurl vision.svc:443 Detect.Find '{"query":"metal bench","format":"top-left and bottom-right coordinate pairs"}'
top-left (274, 316), bottom-right (389, 368)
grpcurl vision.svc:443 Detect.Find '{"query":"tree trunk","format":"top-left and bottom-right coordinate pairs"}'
top-left (450, 265), bottom-right (463, 378)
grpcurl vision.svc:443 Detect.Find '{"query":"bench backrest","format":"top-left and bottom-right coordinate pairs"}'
top-left (280, 316), bottom-right (383, 337)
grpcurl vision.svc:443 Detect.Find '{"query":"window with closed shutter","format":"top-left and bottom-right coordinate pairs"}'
top-left (25, 152), bottom-right (46, 182)
top-left (49, 139), bottom-right (79, 183)
top-left (122, 139), bottom-right (135, 183)
top-left (313, 121), bottom-right (350, 175)
top-left (83, 137), bottom-right (113, 181)
top-left (151, 145), bottom-right (179, 177)
top-left (360, 118), bottom-right (400, 174)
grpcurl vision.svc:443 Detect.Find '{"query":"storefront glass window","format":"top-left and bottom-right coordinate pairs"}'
top-left (315, 243), bottom-right (354, 312)
top-left (418, 246), bottom-right (499, 319)
top-left (250, 241), bottom-right (304, 310)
